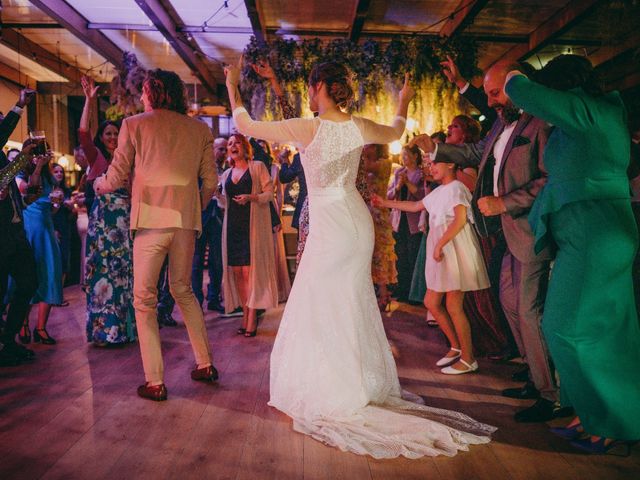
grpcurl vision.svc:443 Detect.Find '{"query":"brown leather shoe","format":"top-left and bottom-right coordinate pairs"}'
top-left (190, 364), bottom-right (219, 383)
top-left (137, 382), bottom-right (168, 401)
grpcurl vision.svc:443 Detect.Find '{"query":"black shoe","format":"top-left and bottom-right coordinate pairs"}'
top-left (158, 313), bottom-right (177, 327)
top-left (514, 399), bottom-right (572, 423)
top-left (2, 342), bottom-right (35, 361)
top-left (512, 365), bottom-right (530, 382)
top-left (222, 307), bottom-right (243, 318)
top-left (207, 301), bottom-right (224, 313)
top-left (0, 348), bottom-right (21, 367)
top-left (502, 381), bottom-right (539, 400)
top-left (487, 349), bottom-right (518, 362)
top-left (33, 328), bottom-right (56, 345)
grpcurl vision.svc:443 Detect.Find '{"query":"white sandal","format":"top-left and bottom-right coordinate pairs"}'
top-left (441, 359), bottom-right (479, 375)
top-left (436, 348), bottom-right (461, 367)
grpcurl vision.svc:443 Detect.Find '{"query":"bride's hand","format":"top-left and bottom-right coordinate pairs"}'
top-left (224, 57), bottom-right (243, 87)
top-left (399, 73), bottom-right (415, 105)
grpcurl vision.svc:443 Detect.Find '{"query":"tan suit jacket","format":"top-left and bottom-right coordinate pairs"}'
top-left (95, 109), bottom-right (217, 232)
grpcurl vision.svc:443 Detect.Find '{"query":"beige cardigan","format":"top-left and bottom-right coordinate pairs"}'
top-left (220, 161), bottom-right (278, 312)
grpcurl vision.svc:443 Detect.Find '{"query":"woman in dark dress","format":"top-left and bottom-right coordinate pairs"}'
top-left (218, 134), bottom-right (278, 337)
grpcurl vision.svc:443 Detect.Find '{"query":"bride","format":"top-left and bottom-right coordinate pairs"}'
top-left (224, 60), bottom-right (495, 458)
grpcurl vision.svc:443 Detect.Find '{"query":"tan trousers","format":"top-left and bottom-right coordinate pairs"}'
top-left (133, 228), bottom-right (212, 383)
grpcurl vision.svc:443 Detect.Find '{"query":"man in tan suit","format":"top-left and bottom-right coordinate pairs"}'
top-left (95, 69), bottom-right (218, 401)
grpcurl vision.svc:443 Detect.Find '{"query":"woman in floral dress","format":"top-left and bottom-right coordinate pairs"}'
top-left (78, 76), bottom-right (135, 346)
top-left (361, 144), bottom-right (397, 310)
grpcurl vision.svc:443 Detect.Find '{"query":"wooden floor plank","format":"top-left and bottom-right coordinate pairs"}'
top-left (1, 286), bottom-right (639, 480)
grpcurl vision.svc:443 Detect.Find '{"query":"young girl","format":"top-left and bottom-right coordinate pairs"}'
top-left (372, 153), bottom-right (490, 374)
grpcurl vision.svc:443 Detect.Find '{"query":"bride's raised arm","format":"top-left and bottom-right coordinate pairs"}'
top-left (354, 73), bottom-right (414, 144)
top-left (225, 60), bottom-right (316, 148)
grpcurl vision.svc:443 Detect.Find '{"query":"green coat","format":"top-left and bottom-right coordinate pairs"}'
top-left (506, 74), bottom-right (640, 440)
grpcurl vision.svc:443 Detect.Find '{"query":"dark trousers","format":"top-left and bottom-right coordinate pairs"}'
top-left (192, 219), bottom-right (223, 306)
top-left (0, 231), bottom-right (38, 345)
top-left (156, 256), bottom-right (174, 316)
top-left (393, 214), bottom-right (422, 300)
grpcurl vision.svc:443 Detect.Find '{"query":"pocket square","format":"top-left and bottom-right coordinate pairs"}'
top-left (512, 135), bottom-right (531, 147)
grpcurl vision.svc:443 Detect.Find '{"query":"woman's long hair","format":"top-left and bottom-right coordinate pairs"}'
top-left (93, 120), bottom-right (120, 161)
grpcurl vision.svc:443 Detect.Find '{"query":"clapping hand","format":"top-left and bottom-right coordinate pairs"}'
top-left (81, 76), bottom-right (99, 99)
top-left (409, 134), bottom-right (435, 154)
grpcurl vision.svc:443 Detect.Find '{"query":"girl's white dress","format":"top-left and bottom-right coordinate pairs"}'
top-left (233, 107), bottom-right (495, 459)
top-left (423, 180), bottom-right (490, 292)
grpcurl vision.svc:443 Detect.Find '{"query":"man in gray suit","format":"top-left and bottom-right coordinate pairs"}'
top-left (414, 59), bottom-right (568, 423)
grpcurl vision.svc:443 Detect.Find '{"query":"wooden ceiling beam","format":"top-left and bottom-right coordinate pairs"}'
top-left (349, 0), bottom-right (372, 42)
top-left (606, 71), bottom-right (640, 92)
top-left (589, 31), bottom-right (640, 67)
top-left (244, 0), bottom-right (267, 43)
top-left (492, 0), bottom-right (606, 65)
top-left (135, 0), bottom-right (221, 96)
top-left (28, 0), bottom-right (124, 70)
top-left (0, 60), bottom-right (37, 88)
top-left (0, 28), bottom-right (85, 83)
top-left (439, 0), bottom-right (489, 38)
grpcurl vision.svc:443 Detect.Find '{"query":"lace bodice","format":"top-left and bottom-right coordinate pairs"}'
top-left (302, 119), bottom-right (363, 191)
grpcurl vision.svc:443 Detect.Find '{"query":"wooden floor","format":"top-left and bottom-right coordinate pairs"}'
top-left (1, 285), bottom-right (639, 480)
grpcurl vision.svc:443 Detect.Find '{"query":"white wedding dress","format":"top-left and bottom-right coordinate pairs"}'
top-left (233, 107), bottom-right (496, 459)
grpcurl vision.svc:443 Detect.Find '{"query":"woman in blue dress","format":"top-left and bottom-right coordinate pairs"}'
top-left (17, 149), bottom-right (63, 345)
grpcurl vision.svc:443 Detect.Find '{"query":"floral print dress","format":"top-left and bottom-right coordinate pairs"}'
top-left (85, 189), bottom-right (135, 344)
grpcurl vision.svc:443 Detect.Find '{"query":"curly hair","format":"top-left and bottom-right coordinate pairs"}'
top-left (536, 54), bottom-right (604, 97)
top-left (452, 115), bottom-right (482, 143)
top-left (143, 69), bottom-right (188, 114)
top-left (308, 62), bottom-right (354, 109)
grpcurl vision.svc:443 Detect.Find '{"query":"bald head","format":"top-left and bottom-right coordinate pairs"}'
top-left (214, 137), bottom-right (228, 166)
top-left (483, 60), bottom-right (521, 124)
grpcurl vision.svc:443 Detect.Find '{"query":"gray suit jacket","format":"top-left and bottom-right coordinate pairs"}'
top-left (436, 113), bottom-right (552, 263)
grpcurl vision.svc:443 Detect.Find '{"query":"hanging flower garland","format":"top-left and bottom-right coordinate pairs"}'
top-left (241, 36), bottom-right (480, 135)
top-left (106, 52), bottom-right (146, 121)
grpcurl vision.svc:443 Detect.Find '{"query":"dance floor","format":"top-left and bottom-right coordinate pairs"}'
top-left (1, 285), bottom-right (639, 480)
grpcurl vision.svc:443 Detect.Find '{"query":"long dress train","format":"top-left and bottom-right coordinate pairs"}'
top-left (233, 108), bottom-right (496, 459)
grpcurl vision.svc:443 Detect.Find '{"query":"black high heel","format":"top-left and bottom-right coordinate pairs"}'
top-left (33, 328), bottom-right (56, 345)
top-left (19, 323), bottom-right (31, 344)
top-left (244, 329), bottom-right (257, 338)
top-left (236, 328), bottom-right (246, 335)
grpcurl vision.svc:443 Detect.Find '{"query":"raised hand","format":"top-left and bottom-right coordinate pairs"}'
top-left (399, 72), bottom-right (415, 105)
top-left (81, 76), bottom-right (99, 99)
top-left (409, 134), bottom-right (435, 154)
top-left (440, 55), bottom-right (466, 89)
top-left (252, 60), bottom-right (276, 80)
top-left (224, 56), bottom-right (243, 87)
top-left (17, 88), bottom-right (36, 108)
